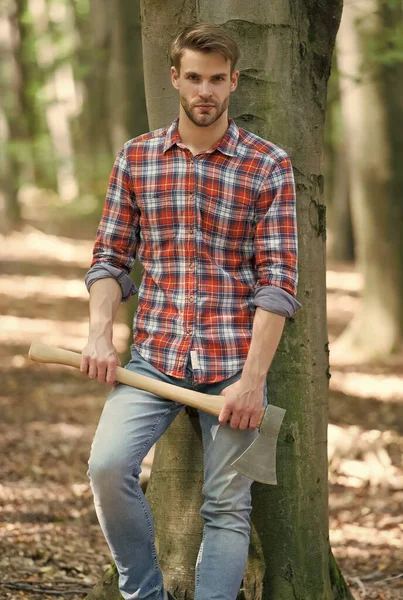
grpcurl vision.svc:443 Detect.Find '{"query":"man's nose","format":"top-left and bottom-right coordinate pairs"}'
top-left (198, 81), bottom-right (213, 98)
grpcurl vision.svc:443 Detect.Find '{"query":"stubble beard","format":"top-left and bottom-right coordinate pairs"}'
top-left (180, 95), bottom-right (229, 128)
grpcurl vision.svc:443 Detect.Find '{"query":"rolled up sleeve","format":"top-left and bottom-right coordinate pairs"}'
top-left (85, 145), bottom-right (140, 303)
top-left (253, 156), bottom-right (302, 317)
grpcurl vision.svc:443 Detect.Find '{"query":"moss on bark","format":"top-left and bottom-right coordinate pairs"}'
top-left (84, 564), bottom-right (122, 600)
top-left (329, 550), bottom-right (354, 600)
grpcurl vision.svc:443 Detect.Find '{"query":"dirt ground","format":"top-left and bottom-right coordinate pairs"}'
top-left (1, 227), bottom-right (403, 600)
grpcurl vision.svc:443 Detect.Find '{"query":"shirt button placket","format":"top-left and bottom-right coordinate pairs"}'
top-left (183, 164), bottom-right (196, 362)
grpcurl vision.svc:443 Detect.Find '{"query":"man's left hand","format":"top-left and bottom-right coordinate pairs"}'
top-left (218, 379), bottom-right (264, 430)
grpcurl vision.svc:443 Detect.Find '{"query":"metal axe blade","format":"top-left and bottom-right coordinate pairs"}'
top-left (231, 404), bottom-right (286, 485)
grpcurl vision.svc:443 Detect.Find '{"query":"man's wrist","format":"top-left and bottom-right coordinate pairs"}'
top-left (89, 322), bottom-right (113, 339)
top-left (240, 362), bottom-right (267, 390)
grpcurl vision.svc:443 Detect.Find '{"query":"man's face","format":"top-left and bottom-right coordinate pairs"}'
top-left (171, 49), bottom-right (239, 128)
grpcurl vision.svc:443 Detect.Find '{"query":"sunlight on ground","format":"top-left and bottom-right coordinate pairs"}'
top-left (328, 424), bottom-right (403, 488)
top-left (331, 524), bottom-right (403, 550)
top-left (0, 228), bottom-right (92, 266)
top-left (0, 315), bottom-right (129, 353)
top-left (327, 269), bottom-right (363, 292)
top-left (0, 482), bottom-right (90, 508)
top-left (0, 275), bottom-right (87, 299)
top-left (327, 291), bottom-right (361, 324)
top-left (330, 371), bottom-right (403, 402)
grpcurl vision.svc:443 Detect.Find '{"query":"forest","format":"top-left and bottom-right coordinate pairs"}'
top-left (1, 0), bottom-right (403, 599)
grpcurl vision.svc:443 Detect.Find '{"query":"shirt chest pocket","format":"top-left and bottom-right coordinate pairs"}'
top-left (200, 194), bottom-right (254, 250)
top-left (137, 192), bottom-right (182, 242)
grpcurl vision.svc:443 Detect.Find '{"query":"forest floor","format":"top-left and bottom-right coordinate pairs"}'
top-left (1, 225), bottom-right (403, 600)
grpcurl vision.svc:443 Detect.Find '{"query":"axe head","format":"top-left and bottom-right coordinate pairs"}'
top-left (231, 404), bottom-right (286, 485)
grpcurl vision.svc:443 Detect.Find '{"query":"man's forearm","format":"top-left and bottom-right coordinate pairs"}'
top-left (241, 307), bottom-right (285, 388)
top-left (88, 278), bottom-right (122, 340)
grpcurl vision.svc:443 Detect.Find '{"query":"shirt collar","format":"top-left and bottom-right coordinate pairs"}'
top-left (162, 117), bottom-right (239, 157)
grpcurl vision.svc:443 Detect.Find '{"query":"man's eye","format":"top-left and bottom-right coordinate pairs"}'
top-left (213, 77), bottom-right (224, 82)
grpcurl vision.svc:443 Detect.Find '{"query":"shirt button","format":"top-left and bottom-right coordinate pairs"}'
top-left (188, 295), bottom-right (194, 304)
top-left (189, 262), bottom-right (195, 270)
top-left (186, 329), bottom-right (192, 336)
top-left (189, 228), bottom-right (194, 236)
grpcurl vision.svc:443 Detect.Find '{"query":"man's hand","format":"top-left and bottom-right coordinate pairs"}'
top-left (218, 379), bottom-right (264, 430)
top-left (80, 333), bottom-right (121, 386)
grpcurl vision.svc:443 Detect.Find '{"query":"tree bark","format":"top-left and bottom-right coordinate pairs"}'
top-left (334, 0), bottom-right (403, 360)
top-left (88, 1), bottom-right (353, 599)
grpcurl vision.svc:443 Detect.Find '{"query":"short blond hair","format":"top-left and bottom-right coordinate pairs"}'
top-left (170, 23), bottom-right (240, 73)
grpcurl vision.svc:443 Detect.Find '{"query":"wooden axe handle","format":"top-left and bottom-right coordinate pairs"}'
top-left (29, 342), bottom-right (265, 425)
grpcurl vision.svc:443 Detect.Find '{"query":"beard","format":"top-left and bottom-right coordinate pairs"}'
top-left (180, 95), bottom-right (229, 127)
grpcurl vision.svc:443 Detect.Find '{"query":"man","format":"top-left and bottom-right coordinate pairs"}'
top-left (81, 23), bottom-right (301, 600)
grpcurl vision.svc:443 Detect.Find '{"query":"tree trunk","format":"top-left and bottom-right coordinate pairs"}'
top-left (74, 0), bottom-right (148, 199)
top-left (13, 0), bottom-right (56, 191)
top-left (327, 141), bottom-right (354, 262)
top-left (324, 67), bottom-right (354, 263)
top-left (0, 0), bottom-right (32, 230)
top-left (334, 0), bottom-right (403, 361)
top-left (88, 1), bottom-right (353, 599)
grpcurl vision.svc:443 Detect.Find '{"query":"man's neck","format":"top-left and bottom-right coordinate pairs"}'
top-left (178, 109), bottom-right (229, 155)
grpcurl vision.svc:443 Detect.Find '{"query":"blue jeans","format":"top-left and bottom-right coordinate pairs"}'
top-left (87, 347), bottom-right (266, 600)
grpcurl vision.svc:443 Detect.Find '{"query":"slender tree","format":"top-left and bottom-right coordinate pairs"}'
top-left (324, 63), bottom-right (354, 262)
top-left (0, 0), bottom-right (32, 230)
top-left (87, 2), bottom-right (353, 599)
top-left (334, 0), bottom-right (403, 360)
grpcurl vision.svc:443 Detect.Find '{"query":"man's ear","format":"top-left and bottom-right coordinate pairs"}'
top-left (171, 66), bottom-right (180, 90)
top-left (230, 70), bottom-right (240, 93)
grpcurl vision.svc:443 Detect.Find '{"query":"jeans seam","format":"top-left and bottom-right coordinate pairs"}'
top-left (133, 486), bottom-right (160, 577)
top-left (133, 403), bottom-right (177, 473)
top-left (195, 526), bottom-right (206, 593)
top-left (132, 403), bottom-right (179, 579)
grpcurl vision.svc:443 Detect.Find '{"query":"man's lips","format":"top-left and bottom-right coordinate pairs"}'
top-left (195, 104), bottom-right (215, 108)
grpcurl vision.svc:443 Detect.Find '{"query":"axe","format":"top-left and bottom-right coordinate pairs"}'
top-left (28, 341), bottom-right (285, 485)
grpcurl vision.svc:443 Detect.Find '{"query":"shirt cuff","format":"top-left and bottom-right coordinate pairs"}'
top-left (253, 285), bottom-right (302, 317)
top-left (85, 263), bottom-right (138, 303)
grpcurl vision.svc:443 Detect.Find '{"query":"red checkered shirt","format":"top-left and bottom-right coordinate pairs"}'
top-left (86, 118), bottom-right (301, 383)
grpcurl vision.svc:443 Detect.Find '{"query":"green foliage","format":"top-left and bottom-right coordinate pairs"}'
top-left (366, 26), bottom-right (403, 66)
top-left (365, 0), bottom-right (403, 66)
top-left (74, 0), bottom-right (90, 18)
top-left (325, 57), bottom-right (344, 151)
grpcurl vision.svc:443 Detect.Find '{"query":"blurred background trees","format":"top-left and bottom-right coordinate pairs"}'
top-left (1, 0), bottom-right (148, 232)
top-left (330, 0), bottom-right (403, 361)
top-left (1, 0), bottom-right (403, 361)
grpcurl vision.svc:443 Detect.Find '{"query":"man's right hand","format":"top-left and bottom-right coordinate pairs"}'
top-left (80, 335), bottom-right (121, 386)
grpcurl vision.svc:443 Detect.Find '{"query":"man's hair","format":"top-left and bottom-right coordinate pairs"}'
top-left (170, 23), bottom-right (240, 73)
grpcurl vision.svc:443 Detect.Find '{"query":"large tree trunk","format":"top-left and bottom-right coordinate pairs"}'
top-left (333, 0), bottom-right (403, 361)
top-left (87, 1), bottom-right (353, 599)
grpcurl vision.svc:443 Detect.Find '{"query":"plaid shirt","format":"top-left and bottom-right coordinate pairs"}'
top-left (86, 118), bottom-right (301, 383)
